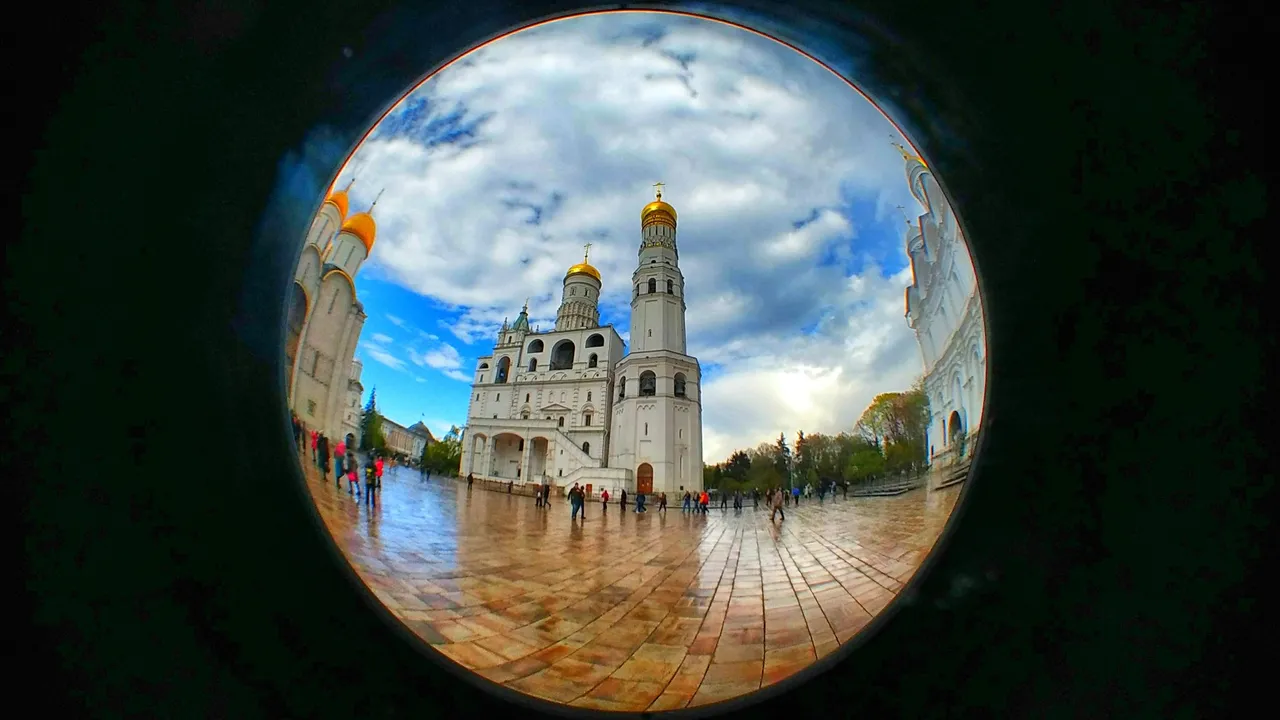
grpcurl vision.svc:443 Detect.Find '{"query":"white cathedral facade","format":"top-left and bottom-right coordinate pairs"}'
top-left (287, 181), bottom-right (378, 445)
top-left (899, 144), bottom-right (987, 467)
top-left (459, 188), bottom-right (704, 495)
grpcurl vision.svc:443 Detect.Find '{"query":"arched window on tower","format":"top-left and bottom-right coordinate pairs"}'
top-left (528, 358), bottom-right (538, 372)
top-left (639, 371), bottom-right (656, 397)
top-left (667, 279), bottom-right (673, 294)
top-left (582, 441), bottom-right (590, 455)
top-left (588, 354), bottom-right (598, 368)
top-left (495, 357), bottom-right (510, 384)
top-left (527, 339), bottom-right (544, 353)
top-left (674, 373), bottom-right (687, 398)
top-left (583, 413), bottom-right (592, 426)
top-left (558, 417), bottom-right (565, 428)
top-left (618, 378), bottom-right (626, 399)
top-left (587, 392), bottom-right (592, 401)
top-left (648, 278), bottom-right (656, 294)
top-left (636, 283), bottom-right (641, 297)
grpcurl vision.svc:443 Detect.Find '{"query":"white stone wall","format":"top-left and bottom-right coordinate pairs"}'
top-left (901, 155), bottom-right (987, 462)
top-left (610, 351), bottom-right (703, 493)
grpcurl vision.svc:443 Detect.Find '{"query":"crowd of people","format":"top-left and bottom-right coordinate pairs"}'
top-left (294, 411), bottom-right (851, 525)
top-left (292, 412), bottom-right (386, 507)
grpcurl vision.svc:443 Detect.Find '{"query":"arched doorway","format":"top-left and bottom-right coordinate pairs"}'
top-left (285, 282), bottom-right (308, 400)
top-left (948, 410), bottom-right (965, 457)
top-left (636, 463), bottom-right (653, 495)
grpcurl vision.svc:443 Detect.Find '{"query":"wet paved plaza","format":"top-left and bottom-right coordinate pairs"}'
top-left (302, 459), bottom-right (961, 712)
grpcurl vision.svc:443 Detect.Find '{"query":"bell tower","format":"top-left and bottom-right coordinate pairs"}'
top-left (629, 183), bottom-right (688, 353)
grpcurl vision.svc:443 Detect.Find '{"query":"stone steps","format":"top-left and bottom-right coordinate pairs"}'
top-left (934, 460), bottom-right (971, 490)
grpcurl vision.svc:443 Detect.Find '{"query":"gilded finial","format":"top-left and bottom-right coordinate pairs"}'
top-left (653, 181), bottom-right (665, 200)
top-left (369, 188), bottom-right (385, 213)
top-left (895, 204), bottom-right (912, 226)
top-left (891, 141), bottom-right (926, 167)
top-left (583, 242), bottom-right (592, 262)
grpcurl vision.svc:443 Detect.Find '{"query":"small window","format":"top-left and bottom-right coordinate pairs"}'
top-left (679, 429), bottom-right (683, 438)
top-left (667, 279), bottom-right (673, 294)
top-left (528, 359), bottom-right (538, 372)
top-left (674, 373), bottom-right (687, 398)
top-left (618, 378), bottom-right (626, 399)
top-left (307, 400), bottom-right (316, 416)
top-left (636, 284), bottom-right (641, 295)
top-left (648, 278), bottom-right (656, 293)
top-left (588, 354), bottom-right (598, 368)
top-left (584, 414), bottom-right (592, 426)
top-left (558, 417), bottom-right (565, 427)
top-left (583, 442), bottom-right (590, 454)
top-left (496, 394), bottom-right (500, 401)
top-left (522, 413), bottom-right (529, 419)
top-left (648, 329), bottom-right (652, 337)
top-left (493, 414), bottom-right (498, 418)
top-left (559, 469), bottom-right (563, 476)
top-left (644, 422), bottom-right (648, 435)
top-left (525, 394), bottom-right (530, 402)
top-left (518, 439), bottom-right (524, 451)
top-left (587, 392), bottom-right (592, 401)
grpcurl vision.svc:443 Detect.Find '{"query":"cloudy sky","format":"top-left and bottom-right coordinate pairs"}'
top-left (327, 11), bottom-right (933, 462)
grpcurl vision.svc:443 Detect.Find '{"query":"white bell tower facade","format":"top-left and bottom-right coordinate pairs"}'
top-left (609, 185), bottom-right (705, 495)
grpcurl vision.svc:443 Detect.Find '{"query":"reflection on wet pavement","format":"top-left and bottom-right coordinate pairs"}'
top-left (303, 458), bottom-right (960, 711)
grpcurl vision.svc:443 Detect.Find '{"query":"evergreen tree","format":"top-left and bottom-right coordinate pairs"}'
top-left (358, 387), bottom-right (386, 452)
top-left (795, 430), bottom-right (808, 476)
top-left (774, 432), bottom-right (792, 486)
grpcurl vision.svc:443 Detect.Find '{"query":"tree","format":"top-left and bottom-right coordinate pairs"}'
top-left (795, 430), bottom-right (809, 477)
top-left (773, 432), bottom-right (791, 485)
top-left (846, 447), bottom-right (886, 483)
top-left (723, 450), bottom-right (751, 482)
top-left (421, 434), bottom-right (461, 475)
top-left (358, 387), bottom-right (387, 452)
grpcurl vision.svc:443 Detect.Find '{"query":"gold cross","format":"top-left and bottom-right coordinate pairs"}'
top-left (653, 181), bottom-right (664, 199)
top-left (895, 204), bottom-right (911, 226)
top-left (583, 242), bottom-right (592, 261)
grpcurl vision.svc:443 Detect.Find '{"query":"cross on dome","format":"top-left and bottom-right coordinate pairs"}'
top-left (653, 181), bottom-right (665, 200)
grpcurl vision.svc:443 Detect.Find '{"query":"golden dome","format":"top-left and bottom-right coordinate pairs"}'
top-left (641, 199), bottom-right (677, 229)
top-left (641, 183), bottom-right (677, 229)
top-left (566, 261), bottom-right (601, 282)
top-left (341, 212), bottom-right (376, 252)
top-left (325, 189), bottom-right (350, 218)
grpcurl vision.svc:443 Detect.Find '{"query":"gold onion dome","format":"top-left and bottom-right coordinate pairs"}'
top-left (326, 189), bottom-right (350, 218)
top-left (341, 212), bottom-right (377, 252)
top-left (325, 178), bottom-right (356, 218)
top-left (641, 193), bottom-right (677, 229)
top-left (566, 242), bottom-right (601, 282)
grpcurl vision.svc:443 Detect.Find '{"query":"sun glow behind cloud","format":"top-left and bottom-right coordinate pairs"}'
top-left (328, 11), bottom-right (932, 461)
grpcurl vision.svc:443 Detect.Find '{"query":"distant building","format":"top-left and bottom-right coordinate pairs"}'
top-left (381, 417), bottom-right (432, 459)
top-left (341, 360), bottom-right (364, 447)
top-left (459, 187), bottom-right (704, 495)
top-left (899, 144), bottom-right (987, 466)
top-left (287, 180), bottom-right (381, 442)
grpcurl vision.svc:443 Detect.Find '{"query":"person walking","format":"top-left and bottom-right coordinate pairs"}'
top-left (720, 491), bottom-right (728, 510)
top-left (333, 436), bottom-right (347, 489)
top-left (681, 489), bottom-right (692, 513)
top-left (699, 490), bottom-right (710, 514)
top-left (600, 488), bottom-right (609, 512)
top-left (346, 448), bottom-right (360, 498)
top-left (374, 454), bottom-right (384, 497)
top-left (770, 487), bottom-right (786, 522)
top-left (569, 483), bottom-right (584, 520)
top-left (619, 488), bottom-right (628, 512)
top-left (317, 434), bottom-right (331, 484)
top-left (310, 430), bottom-right (319, 466)
top-left (466, 472), bottom-right (474, 488)
top-left (658, 492), bottom-right (667, 513)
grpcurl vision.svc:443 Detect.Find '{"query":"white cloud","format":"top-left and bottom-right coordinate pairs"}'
top-left (333, 14), bottom-right (964, 461)
top-left (359, 342), bottom-right (407, 371)
top-left (371, 333), bottom-right (393, 344)
top-left (415, 376), bottom-right (426, 383)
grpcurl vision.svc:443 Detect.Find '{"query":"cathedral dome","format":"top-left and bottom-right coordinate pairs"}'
top-left (565, 261), bottom-right (601, 282)
top-left (341, 212), bottom-right (377, 252)
top-left (325, 189), bottom-right (350, 218)
top-left (641, 197), bottom-right (677, 229)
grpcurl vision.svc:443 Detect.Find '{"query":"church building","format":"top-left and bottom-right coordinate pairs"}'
top-left (287, 180), bottom-right (379, 444)
top-left (899, 144), bottom-right (987, 468)
top-left (459, 187), bottom-right (704, 495)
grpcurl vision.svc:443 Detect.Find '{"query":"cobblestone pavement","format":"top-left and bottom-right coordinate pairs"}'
top-left (301, 457), bottom-right (961, 712)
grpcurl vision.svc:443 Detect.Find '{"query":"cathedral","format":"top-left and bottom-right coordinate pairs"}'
top-left (899, 144), bottom-right (987, 468)
top-left (286, 180), bottom-right (377, 446)
top-left (459, 187), bottom-right (705, 495)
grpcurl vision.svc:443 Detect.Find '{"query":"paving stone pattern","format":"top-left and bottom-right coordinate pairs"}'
top-left (303, 460), bottom-right (960, 712)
